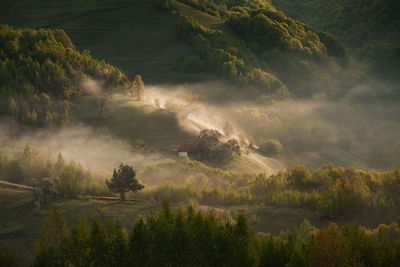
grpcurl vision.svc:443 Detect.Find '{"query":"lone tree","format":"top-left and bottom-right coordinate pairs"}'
top-left (106, 163), bottom-right (144, 201)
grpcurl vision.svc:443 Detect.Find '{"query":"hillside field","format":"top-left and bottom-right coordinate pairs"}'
top-left (73, 94), bottom-right (284, 174)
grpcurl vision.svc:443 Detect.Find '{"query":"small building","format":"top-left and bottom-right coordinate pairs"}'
top-left (178, 144), bottom-right (197, 157)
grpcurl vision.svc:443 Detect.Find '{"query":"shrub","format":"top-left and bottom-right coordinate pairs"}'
top-left (259, 139), bottom-right (282, 156)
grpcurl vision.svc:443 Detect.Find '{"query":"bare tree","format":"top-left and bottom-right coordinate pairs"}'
top-left (96, 92), bottom-right (113, 119)
top-left (133, 74), bottom-right (145, 101)
top-left (223, 121), bottom-right (234, 137)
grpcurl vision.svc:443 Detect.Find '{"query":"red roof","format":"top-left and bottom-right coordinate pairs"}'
top-left (178, 144), bottom-right (197, 152)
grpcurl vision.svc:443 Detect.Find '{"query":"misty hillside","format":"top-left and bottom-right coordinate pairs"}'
top-left (1, 0), bottom-right (400, 266)
top-left (0, 23), bottom-right (286, 175)
top-left (1, 0), bottom-right (373, 99)
top-left (273, 0), bottom-right (400, 83)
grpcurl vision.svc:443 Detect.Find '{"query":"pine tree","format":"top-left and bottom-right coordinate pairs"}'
top-left (34, 206), bottom-right (68, 266)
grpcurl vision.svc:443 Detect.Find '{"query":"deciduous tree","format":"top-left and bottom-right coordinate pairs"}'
top-left (106, 163), bottom-right (144, 201)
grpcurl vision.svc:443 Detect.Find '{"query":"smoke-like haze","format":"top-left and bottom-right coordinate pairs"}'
top-left (1, 80), bottom-right (398, 178)
top-left (0, 122), bottom-right (168, 174)
top-left (144, 83), bottom-right (400, 170)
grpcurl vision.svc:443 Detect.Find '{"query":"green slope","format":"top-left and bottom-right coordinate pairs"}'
top-left (73, 94), bottom-right (284, 173)
top-left (0, 0), bottom-right (198, 82)
top-left (73, 94), bottom-right (197, 152)
top-left (172, 0), bottom-right (224, 27)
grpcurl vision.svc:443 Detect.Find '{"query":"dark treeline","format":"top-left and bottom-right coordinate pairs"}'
top-left (0, 25), bottom-right (130, 126)
top-left (27, 202), bottom-right (400, 266)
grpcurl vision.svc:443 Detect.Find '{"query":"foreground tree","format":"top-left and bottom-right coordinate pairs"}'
top-left (106, 163), bottom-right (144, 201)
top-left (34, 206), bottom-right (68, 266)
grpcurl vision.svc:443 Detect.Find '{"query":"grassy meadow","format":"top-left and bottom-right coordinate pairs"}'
top-left (73, 94), bottom-right (195, 152)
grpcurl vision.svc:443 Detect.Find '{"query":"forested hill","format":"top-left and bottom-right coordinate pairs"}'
top-left (0, 25), bottom-right (130, 126)
top-left (0, 0), bottom-right (198, 83)
top-left (173, 0), bottom-right (361, 98)
top-left (272, 0), bottom-right (400, 83)
top-left (0, 0), bottom-right (367, 100)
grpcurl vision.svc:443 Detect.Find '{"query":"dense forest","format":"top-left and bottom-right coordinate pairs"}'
top-left (273, 0), bottom-right (400, 83)
top-left (0, 25), bottom-right (130, 126)
top-left (173, 0), bottom-right (373, 99)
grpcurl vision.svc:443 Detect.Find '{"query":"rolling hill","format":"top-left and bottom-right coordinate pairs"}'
top-left (0, 0), bottom-right (198, 82)
top-left (0, 0), bottom-right (362, 99)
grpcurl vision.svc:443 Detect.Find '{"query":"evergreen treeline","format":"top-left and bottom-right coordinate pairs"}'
top-left (0, 25), bottom-right (130, 126)
top-left (30, 203), bottom-right (400, 266)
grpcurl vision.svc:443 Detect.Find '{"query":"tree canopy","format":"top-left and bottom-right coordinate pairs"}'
top-left (106, 163), bottom-right (144, 201)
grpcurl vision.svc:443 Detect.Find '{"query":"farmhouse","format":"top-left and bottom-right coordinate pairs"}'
top-left (178, 144), bottom-right (197, 157)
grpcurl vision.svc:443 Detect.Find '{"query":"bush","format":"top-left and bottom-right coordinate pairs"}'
top-left (259, 139), bottom-right (282, 156)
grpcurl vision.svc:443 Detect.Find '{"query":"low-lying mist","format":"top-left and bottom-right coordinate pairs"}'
top-left (1, 79), bottom-right (398, 182)
top-left (144, 83), bottom-right (400, 170)
top-left (0, 122), bottom-right (167, 175)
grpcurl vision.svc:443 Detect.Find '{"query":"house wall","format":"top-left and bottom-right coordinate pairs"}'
top-left (178, 152), bottom-right (188, 157)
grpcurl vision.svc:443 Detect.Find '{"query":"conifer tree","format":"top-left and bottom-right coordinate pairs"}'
top-left (34, 206), bottom-right (68, 266)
